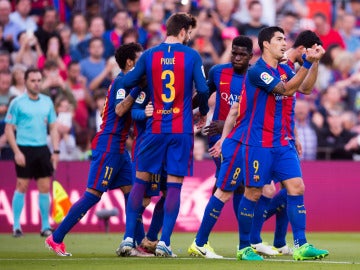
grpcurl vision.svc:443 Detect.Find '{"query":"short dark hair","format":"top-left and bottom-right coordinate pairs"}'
top-left (166, 13), bottom-right (196, 37)
top-left (115, 42), bottom-right (143, 70)
top-left (293, 30), bottom-right (322, 49)
top-left (313, 12), bottom-right (327, 21)
top-left (24, 67), bottom-right (41, 81)
top-left (232, 35), bottom-right (253, 53)
top-left (258, 26), bottom-right (284, 52)
top-left (121, 28), bottom-right (139, 44)
top-left (88, 37), bottom-right (103, 47)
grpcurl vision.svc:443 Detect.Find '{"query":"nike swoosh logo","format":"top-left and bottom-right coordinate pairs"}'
top-left (219, 81), bottom-right (229, 85)
top-left (297, 205), bottom-right (304, 208)
top-left (195, 246), bottom-right (206, 256)
top-left (212, 208), bottom-right (220, 213)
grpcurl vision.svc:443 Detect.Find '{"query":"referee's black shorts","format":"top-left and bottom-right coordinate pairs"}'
top-left (15, 146), bottom-right (54, 179)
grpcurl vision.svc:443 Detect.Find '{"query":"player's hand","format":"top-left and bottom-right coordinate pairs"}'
top-left (145, 101), bottom-right (154, 117)
top-left (202, 120), bottom-right (224, 136)
top-left (195, 114), bottom-right (207, 129)
top-left (14, 151), bottom-right (26, 167)
top-left (295, 139), bottom-right (302, 157)
top-left (209, 138), bottom-right (223, 157)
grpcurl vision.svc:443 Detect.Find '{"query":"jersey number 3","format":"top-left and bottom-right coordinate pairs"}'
top-left (161, 70), bottom-right (175, 103)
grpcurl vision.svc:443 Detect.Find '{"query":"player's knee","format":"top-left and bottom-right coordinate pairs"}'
top-left (214, 188), bottom-right (232, 203)
top-left (283, 178), bottom-right (305, 195)
top-left (244, 186), bottom-right (262, 201)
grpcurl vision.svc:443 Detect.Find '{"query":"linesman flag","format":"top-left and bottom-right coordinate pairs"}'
top-left (52, 180), bottom-right (72, 224)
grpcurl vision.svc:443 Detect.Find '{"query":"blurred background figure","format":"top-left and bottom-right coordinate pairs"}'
top-left (294, 99), bottom-right (318, 160)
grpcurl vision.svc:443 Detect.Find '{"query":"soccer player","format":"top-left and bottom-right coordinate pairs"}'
top-left (250, 30), bottom-right (324, 256)
top-left (5, 68), bottom-right (60, 238)
top-left (211, 26), bottom-right (328, 261)
top-left (127, 95), bottom-right (167, 255)
top-left (187, 35), bottom-right (253, 258)
top-left (117, 13), bottom-right (209, 257)
top-left (44, 43), bottom-right (145, 256)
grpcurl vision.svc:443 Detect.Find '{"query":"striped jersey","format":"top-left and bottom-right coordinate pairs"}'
top-left (91, 72), bottom-right (132, 154)
top-left (207, 63), bottom-right (244, 144)
top-left (228, 57), bottom-right (296, 147)
top-left (123, 42), bottom-right (209, 134)
top-left (131, 86), bottom-right (150, 161)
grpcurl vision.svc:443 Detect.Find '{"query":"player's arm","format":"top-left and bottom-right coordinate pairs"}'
top-left (115, 88), bottom-right (141, 117)
top-left (193, 53), bottom-right (209, 116)
top-left (273, 48), bottom-right (323, 96)
top-left (297, 60), bottom-right (319, 94)
top-left (209, 101), bottom-right (239, 157)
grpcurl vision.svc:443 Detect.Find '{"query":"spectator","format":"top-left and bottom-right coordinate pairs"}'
top-left (71, 16), bottom-right (114, 61)
top-left (0, 0), bottom-right (22, 49)
top-left (34, 7), bottom-right (61, 55)
top-left (317, 110), bottom-right (358, 160)
top-left (41, 59), bottom-right (76, 108)
top-left (312, 85), bottom-right (346, 130)
top-left (208, 0), bottom-right (242, 56)
top-left (48, 95), bottom-right (77, 161)
top-left (0, 70), bottom-right (14, 160)
top-left (9, 0), bottom-right (37, 33)
top-left (237, 0), bottom-right (268, 38)
top-left (192, 19), bottom-right (220, 76)
top-left (278, 11), bottom-right (300, 49)
top-left (103, 9), bottom-right (131, 49)
top-left (0, 23), bottom-right (14, 53)
top-left (338, 12), bottom-right (360, 55)
top-left (341, 110), bottom-right (359, 133)
top-left (79, 37), bottom-right (115, 92)
top-left (69, 13), bottom-right (90, 52)
top-left (70, 0), bottom-right (124, 29)
top-left (125, 0), bottom-right (142, 28)
top-left (65, 61), bottom-right (92, 134)
top-left (294, 99), bottom-right (318, 160)
top-left (37, 35), bottom-right (71, 80)
top-left (315, 44), bottom-right (344, 92)
top-left (121, 27), bottom-right (139, 45)
top-left (313, 12), bottom-right (346, 50)
top-left (93, 88), bottom-right (106, 133)
top-left (11, 31), bottom-right (41, 68)
top-left (58, 25), bottom-right (72, 57)
top-left (9, 63), bottom-right (26, 96)
top-left (193, 135), bottom-right (208, 161)
top-left (0, 50), bottom-right (9, 72)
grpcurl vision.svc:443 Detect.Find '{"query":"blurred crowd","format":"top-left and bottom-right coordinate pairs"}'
top-left (0, 0), bottom-right (360, 161)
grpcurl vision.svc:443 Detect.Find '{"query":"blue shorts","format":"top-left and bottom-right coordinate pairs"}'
top-left (87, 149), bottom-right (133, 192)
top-left (241, 143), bottom-right (302, 187)
top-left (216, 138), bottom-right (244, 192)
top-left (136, 133), bottom-right (193, 177)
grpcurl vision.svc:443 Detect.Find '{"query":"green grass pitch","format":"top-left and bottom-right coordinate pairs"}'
top-left (1, 232), bottom-right (359, 270)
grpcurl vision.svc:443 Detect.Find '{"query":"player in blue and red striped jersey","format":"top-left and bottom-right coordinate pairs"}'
top-left (129, 93), bottom-right (168, 255)
top-left (187, 35), bottom-right (253, 259)
top-left (210, 26), bottom-right (328, 261)
top-left (117, 12), bottom-right (209, 257)
top-left (45, 43), bottom-right (145, 257)
top-left (249, 30), bottom-right (324, 256)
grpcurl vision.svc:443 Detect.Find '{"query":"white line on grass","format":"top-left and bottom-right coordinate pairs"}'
top-left (0, 257), bottom-right (358, 265)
